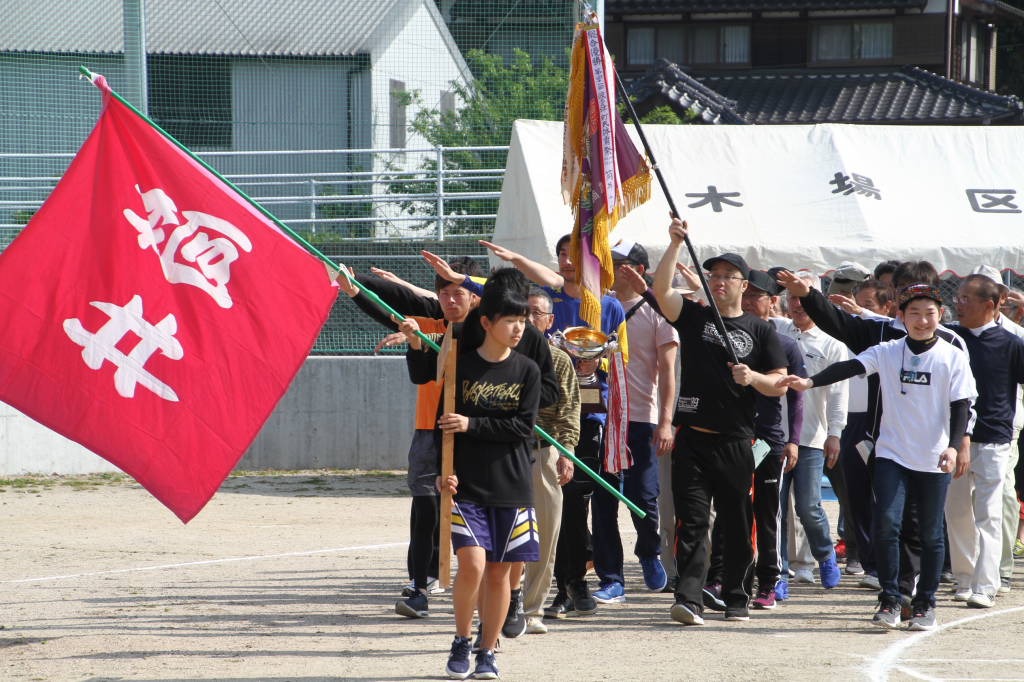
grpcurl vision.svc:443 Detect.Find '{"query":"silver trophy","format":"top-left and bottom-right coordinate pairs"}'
top-left (551, 326), bottom-right (620, 414)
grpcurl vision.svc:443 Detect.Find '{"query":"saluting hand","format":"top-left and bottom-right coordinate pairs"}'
top-left (479, 240), bottom-right (519, 263)
top-left (617, 263), bottom-right (648, 296)
top-left (828, 292), bottom-right (862, 316)
top-left (423, 249), bottom-right (464, 284)
top-left (777, 270), bottom-right (810, 298)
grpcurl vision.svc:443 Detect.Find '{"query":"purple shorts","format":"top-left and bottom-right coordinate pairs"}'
top-left (451, 501), bottom-right (540, 563)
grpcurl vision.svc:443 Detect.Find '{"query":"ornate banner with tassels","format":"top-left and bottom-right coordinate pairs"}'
top-left (560, 9), bottom-right (651, 329)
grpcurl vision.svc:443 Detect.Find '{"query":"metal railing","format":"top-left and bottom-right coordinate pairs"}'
top-left (0, 145), bottom-right (509, 247)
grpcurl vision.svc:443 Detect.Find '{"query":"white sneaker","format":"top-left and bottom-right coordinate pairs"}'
top-left (966, 593), bottom-right (994, 608)
top-left (794, 569), bottom-right (816, 584)
top-left (953, 587), bottom-right (972, 602)
top-left (998, 577), bottom-right (1011, 594)
top-left (525, 617), bottom-right (548, 634)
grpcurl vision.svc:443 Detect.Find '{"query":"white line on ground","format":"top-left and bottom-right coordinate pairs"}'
top-left (1, 541), bottom-right (405, 584)
top-left (905, 655), bottom-right (1024, 659)
top-left (892, 665), bottom-right (942, 682)
top-left (867, 606), bottom-right (1024, 682)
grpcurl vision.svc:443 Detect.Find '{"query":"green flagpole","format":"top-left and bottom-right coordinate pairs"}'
top-left (77, 66), bottom-right (645, 519)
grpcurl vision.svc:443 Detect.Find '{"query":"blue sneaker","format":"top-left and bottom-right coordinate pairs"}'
top-left (820, 554), bottom-right (841, 589)
top-left (775, 580), bottom-right (789, 600)
top-left (592, 580), bottom-right (626, 603)
top-left (640, 555), bottom-right (668, 592)
top-left (445, 636), bottom-right (472, 680)
top-left (473, 649), bottom-right (499, 680)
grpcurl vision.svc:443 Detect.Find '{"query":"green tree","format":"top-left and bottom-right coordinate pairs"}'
top-left (388, 49), bottom-right (696, 235)
top-left (386, 48), bottom-right (568, 235)
top-left (635, 105), bottom-right (698, 125)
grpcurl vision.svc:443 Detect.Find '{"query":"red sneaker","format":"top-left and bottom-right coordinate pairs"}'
top-left (752, 585), bottom-right (776, 610)
top-left (834, 539), bottom-right (847, 561)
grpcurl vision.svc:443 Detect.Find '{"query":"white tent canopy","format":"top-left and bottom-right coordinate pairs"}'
top-left (493, 120), bottom-right (1024, 278)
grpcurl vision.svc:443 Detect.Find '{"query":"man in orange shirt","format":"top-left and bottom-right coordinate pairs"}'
top-left (338, 259), bottom-right (481, 616)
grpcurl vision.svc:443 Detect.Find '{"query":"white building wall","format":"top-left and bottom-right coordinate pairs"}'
top-left (367, 0), bottom-right (470, 236)
top-left (370, 0), bottom-right (469, 153)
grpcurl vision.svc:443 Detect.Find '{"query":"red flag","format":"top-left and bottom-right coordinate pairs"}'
top-left (0, 76), bottom-right (338, 523)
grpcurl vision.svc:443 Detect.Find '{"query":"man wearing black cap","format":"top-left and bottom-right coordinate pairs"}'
top-left (652, 217), bottom-right (789, 624)
top-left (704, 269), bottom-right (807, 610)
top-left (588, 239), bottom-right (679, 603)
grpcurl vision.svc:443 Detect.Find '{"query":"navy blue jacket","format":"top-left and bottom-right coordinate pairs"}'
top-left (948, 325), bottom-right (1024, 444)
top-left (755, 332), bottom-right (805, 449)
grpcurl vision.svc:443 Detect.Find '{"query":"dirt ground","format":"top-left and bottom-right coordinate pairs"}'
top-left (2, 470), bottom-right (1023, 682)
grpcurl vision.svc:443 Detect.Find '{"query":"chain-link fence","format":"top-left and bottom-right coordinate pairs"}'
top-left (6, 2), bottom-right (1021, 353)
top-left (0, 0), bottom-right (580, 354)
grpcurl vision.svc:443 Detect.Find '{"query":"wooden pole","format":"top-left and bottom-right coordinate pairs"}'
top-left (438, 334), bottom-right (457, 589)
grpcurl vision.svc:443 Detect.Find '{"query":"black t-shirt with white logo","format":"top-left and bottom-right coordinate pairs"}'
top-left (671, 298), bottom-right (789, 438)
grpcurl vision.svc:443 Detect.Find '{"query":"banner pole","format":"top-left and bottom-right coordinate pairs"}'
top-left (77, 66), bottom-right (646, 519)
top-left (611, 69), bottom-right (740, 366)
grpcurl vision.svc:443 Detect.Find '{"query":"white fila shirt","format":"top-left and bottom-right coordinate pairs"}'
top-left (856, 337), bottom-right (977, 473)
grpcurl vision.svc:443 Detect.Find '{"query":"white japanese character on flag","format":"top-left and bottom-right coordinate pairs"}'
top-left (124, 186), bottom-right (253, 308)
top-left (63, 295), bottom-right (183, 402)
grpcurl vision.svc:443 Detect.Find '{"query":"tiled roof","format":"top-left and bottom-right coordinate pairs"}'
top-left (625, 60), bottom-right (1024, 124)
top-left (607, 0), bottom-right (926, 12)
top-left (0, 0), bottom-right (411, 56)
top-left (624, 60), bottom-right (751, 124)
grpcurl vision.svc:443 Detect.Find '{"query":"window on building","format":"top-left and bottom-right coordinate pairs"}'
top-left (148, 55), bottom-right (232, 149)
top-left (811, 22), bottom-right (893, 62)
top-left (627, 23), bottom-right (749, 66)
top-left (657, 26), bottom-right (686, 65)
top-left (856, 23), bottom-right (893, 59)
top-left (721, 25), bottom-right (751, 63)
top-left (628, 27), bottom-right (655, 65)
top-left (689, 26), bottom-right (718, 64)
top-left (689, 25), bottom-right (750, 65)
top-left (389, 79), bottom-right (406, 150)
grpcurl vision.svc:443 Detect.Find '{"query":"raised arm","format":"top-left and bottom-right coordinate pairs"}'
top-left (421, 250), bottom-right (484, 297)
top-left (777, 271), bottom-right (882, 353)
top-left (777, 359), bottom-right (868, 391)
top-left (370, 266), bottom-right (437, 300)
top-left (356, 272), bottom-right (444, 320)
top-left (338, 265), bottom-right (401, 332)
top-left (479, 240), bottom-right (563, 288)
top-left (652, 217), bottom-right (688, 323)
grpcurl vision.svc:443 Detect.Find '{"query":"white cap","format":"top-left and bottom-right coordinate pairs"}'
top-left (971, 264), bottom-right (1009, 294)
top-left (610, 238), bottom-right (637, 260)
